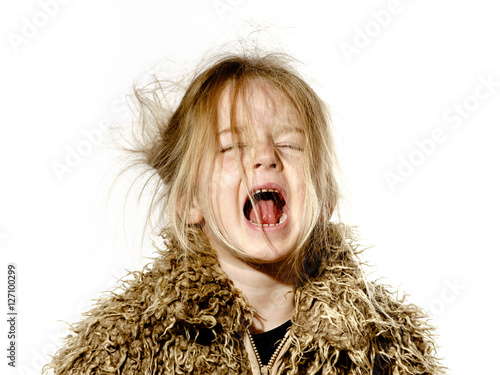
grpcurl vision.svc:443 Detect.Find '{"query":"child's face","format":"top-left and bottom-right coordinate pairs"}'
top-left (196, 80), bottom-right (307, 265)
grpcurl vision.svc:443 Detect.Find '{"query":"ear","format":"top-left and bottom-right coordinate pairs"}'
top-left (186, 205), bottom-right (204, 225)
top-left (177, 195), bottom-right (204, 225)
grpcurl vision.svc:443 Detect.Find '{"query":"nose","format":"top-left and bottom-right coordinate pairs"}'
top-left (252, 142), bottom-right (281, 170)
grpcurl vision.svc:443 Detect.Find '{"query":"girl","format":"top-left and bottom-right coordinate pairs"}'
top-left (45, 53), bottom-right (443, 374)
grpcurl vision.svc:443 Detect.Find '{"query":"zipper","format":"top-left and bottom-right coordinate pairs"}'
top-left (247, 329), bottom-right (291, 375)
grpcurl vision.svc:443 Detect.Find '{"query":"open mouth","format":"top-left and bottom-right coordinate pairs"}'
top-left (243, 188), bottom-right (288, 227)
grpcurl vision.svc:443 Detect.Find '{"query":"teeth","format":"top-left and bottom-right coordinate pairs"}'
top-left (248, 213), bottom-right (288, 227)
top-left (253, 188), bottom-right (279, 195)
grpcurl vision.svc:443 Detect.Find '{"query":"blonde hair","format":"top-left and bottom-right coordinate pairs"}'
top-left (131, 52), bottom-right (340, 280)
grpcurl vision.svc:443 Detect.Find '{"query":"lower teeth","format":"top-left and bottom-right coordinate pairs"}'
top-left (249, 213), bottom-right (288, 226)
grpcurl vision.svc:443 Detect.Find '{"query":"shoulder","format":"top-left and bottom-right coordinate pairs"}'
top-left (44, 243), bottom-right (253, 375)
top-left (44, 250), bottom-right (178, 374)
top-left (368, 282), bottom-right (444, 374)
top-left (292, 223), bottom-right (444, 374)
top-left (44, 279), bottom-right (150, 373)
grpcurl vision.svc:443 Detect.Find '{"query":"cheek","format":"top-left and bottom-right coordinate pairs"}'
top-left (288, 160), bottom-right (307, 205)
top-left (280, 151), bottom-right (304, 165)
top-left (293, 177), bottom-right (306, 208)
top-left (217, 170), bottom-right (240, 185)
top-left (208, 162), bottom-right (241, 210)
top-left (216, 155), bottom-right (243, 184)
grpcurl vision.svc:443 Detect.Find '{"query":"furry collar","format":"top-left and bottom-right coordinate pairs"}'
top-left (46, 224), bottom-right (442, 374)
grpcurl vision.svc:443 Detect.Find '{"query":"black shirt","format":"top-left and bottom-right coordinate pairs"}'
top-left (251, 320), bottom-right (292, 366)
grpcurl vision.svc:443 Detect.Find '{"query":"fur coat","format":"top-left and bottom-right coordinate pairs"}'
top-left (45, 224), bottom-right (443, 374)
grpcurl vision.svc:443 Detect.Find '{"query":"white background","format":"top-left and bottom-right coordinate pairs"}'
top-left (1, 0), bottom-right (499, 373)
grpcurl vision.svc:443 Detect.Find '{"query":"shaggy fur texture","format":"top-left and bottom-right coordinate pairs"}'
top-left (45, 224), bottom-right (443, 374)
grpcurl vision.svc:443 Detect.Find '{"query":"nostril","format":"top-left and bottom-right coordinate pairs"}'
top-left (254, 162), bottom-right (277, 169)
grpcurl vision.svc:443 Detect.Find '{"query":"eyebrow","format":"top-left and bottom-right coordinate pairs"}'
top-left (217, 126), bottom-right (304, 136)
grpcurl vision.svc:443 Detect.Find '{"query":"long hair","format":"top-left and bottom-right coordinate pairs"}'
top-left (130, 52), bottom-right (341, 280)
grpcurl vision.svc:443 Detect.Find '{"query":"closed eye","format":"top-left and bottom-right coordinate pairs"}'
top-left (276, 143), bottom-right (304, 152)
top-left (220, 142), bottom-right (248, 153)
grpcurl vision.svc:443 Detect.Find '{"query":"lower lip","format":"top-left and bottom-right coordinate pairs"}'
top-left (244, 212), bottom-right (290, 232)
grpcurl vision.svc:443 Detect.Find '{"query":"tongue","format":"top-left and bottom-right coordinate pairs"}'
top-left (249, 200), bottom-right (281, 225)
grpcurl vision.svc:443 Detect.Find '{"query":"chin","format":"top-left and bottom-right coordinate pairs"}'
top-left (239, 242), bottom-right (296, 265)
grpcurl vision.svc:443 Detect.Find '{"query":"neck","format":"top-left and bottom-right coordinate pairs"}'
top-left (218, 255), bottom-right (296, 334)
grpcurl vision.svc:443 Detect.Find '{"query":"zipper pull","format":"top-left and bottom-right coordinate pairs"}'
top-left (261, 366), bottom-right (269, 375)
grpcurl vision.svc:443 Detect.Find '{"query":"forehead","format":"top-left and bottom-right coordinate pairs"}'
top-left (217, 79), bottom-right (301, 133)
